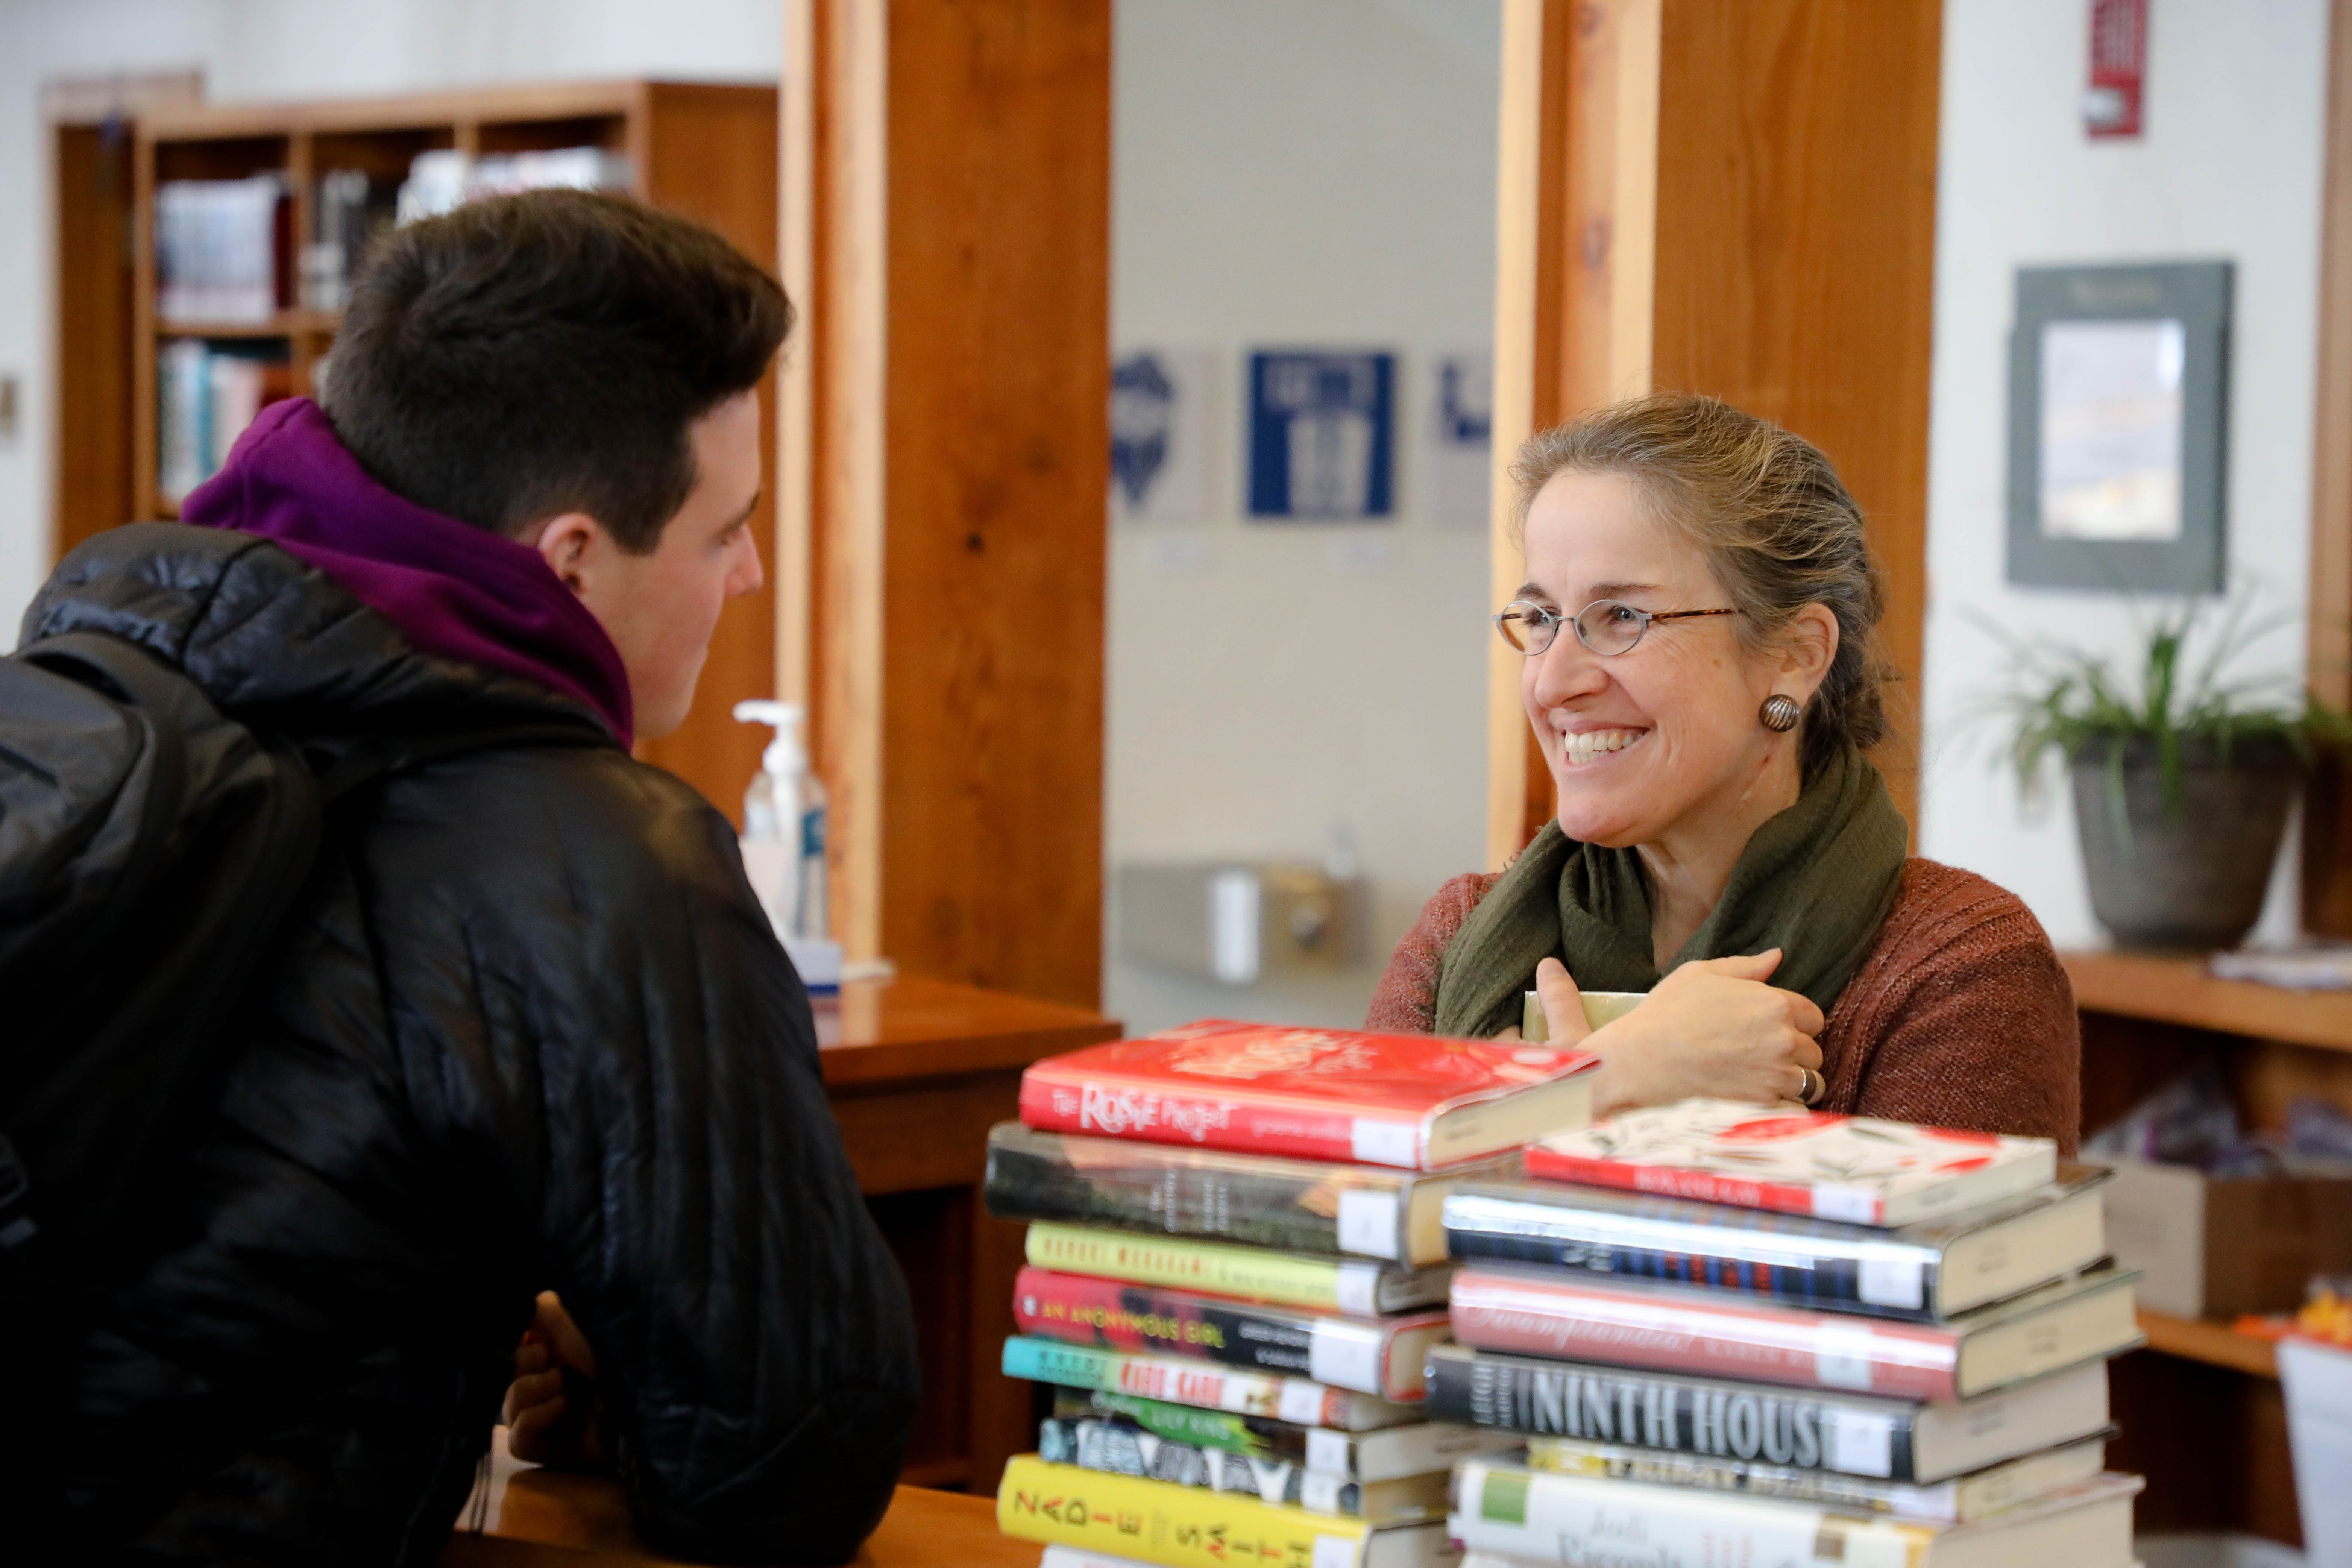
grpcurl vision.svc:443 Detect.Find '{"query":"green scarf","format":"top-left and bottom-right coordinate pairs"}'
top-left (1431, 747), bottom-right (1909, 1038)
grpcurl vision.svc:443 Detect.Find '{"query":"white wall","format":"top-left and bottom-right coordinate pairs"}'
top-left (1917, 0), bottom-right (2331, 947)
top-left (1105, 0), bottom-right (1502, 1033)
top-left (0, 0), bottom-right (778, 649)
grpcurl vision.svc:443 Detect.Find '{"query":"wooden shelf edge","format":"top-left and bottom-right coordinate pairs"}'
top-left (2136, 1308), bottom-right (2282, 1377)
top-left (2062, 949), bottom-right (2352, 1053)
top-left (158, 310), bottom-right (338, 340)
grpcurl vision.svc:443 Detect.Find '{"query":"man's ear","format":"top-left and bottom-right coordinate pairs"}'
top-left (531, 512), bottom-right (604, 598)
top-left (1782, 602), bottom-right (1841, 699)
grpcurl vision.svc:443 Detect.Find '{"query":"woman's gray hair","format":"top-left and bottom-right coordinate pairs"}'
top-left (1510, 392), bottom-right (1892, 778)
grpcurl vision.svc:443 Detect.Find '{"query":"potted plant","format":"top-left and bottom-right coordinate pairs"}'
top-left (1990, 598), bottom-right (2345, 951)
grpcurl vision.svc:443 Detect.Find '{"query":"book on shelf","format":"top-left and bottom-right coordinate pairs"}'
top-left (158, 341), bottom-right (291, 503)
top-left (1020, 1019), bottom-right (1599, 1169)
top-left (1026, 1223), bottom-right (1454, 1316)
top-left (1049, 1389), bottom-right (1523, 1483)
top-left (985, 1120), bottom-right (1511, 1265)
top-left (300, 169), bottom-right (401, 313)
top-left (1523, 1430), bottom-right (2112, 1524)
top-left (1448, 1264), bottom-right (2140, 1401)
top-left (1003, 1337), bottom-right (1419, 1431)
top-left (997, 1455), bottom-right (1455, 1568)
top-left (1014, 1266), bottom-right (1449, 1401)
top-left (1450, 1460), bottom-right (2141, 1568)
top-left (1440, 1166), bottom-right (2111, 1322)
top-left (155, 175), bottom-right (290, 325)
top-left (393, 147), bottom-right (632, 226)
top-left (1422, 1343), bottom-right (2114, 1483)
top-left (1525, 1102), bottom-right (2056, 1226)
top-left (1039, 1416), bottom-right (1449, 1522)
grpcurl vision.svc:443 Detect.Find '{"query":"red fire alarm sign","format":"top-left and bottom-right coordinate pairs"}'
top-left (2085, 0), bottom-right (2148, 138)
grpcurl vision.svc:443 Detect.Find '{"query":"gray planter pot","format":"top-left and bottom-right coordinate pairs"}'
top-left (2069, 736), bottom-right (2300, 951)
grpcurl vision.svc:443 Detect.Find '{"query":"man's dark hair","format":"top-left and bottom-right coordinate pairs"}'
top-left (325, 188), bottom-right (790, 552)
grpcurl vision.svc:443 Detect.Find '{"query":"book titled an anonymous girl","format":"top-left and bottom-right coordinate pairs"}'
top-left (1019, 1020), bottom-right (1599, 1169)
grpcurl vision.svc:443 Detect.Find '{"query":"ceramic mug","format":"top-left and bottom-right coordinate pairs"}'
top-left (1520, 988), bottom-right (1645, 1043)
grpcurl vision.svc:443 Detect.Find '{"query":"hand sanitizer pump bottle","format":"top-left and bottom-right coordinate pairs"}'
top-left (732, 700), bottom-right (844, 993)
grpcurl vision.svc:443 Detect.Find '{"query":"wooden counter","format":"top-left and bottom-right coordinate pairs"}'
top-left (813, 974), bottom-right (1120, 1495)
top-left (442, 1460), bottom-right (1033, 1567)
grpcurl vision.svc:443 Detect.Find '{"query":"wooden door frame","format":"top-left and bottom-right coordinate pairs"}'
top-left (1486, 0), bottom-right (1939, 867)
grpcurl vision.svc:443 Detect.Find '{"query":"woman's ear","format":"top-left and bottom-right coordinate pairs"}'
top-left (1781, 603), bottom-right (1841, 698)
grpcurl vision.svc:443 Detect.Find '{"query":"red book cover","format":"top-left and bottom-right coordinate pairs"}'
top-left (1448, 1266), bottom-right (1962, 1401)
top-left (1018, 1019), bottom-right (1598, 1170)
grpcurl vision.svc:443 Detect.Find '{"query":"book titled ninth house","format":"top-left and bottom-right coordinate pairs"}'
top-left (1019, 1020), bottom-right (1599, 1169)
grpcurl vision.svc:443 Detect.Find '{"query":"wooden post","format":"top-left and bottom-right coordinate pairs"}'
top-left (2304, 0), bottom-right (2352, 937)
top-left (1486, 0), bottom-right (1661, 870)
top-left (785, 0), bottom-right (1112, 1008)
top-left (1486, 0), bottom-right (1938, 863)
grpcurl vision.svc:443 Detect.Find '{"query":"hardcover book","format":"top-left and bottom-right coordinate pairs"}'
top-left (997, 1455), bottom-right (1456, 1568)
top-left (1440, 1167), bottom-right (2111, 1321)
top-left (1003, 1336), bottom-right (1420, 1431)
top-left (1451, 1460), bottom-right (2140, 1568)
top-left (1014, 1266), bottom-right (1450, 1401)
top-left (1039, 1416), bottom-right (1450, 1522)
top-left (1050, 1389), bottom-right (1523, 1483)
top-left (985, 1121), bottom-right (1512, 1265)
top-left (1447, 1264), bottom-right (2140, 1401)
top-left (1523, 1431), bottom-right (2111, 1524)
top-left (1025, 1223), bottom-right (1454, 1315)
top-left (1524, 1102), bottom-right (2056, 1226)
top-left (1020, 1019), bottom-right (1599, 1169)
top-left (1422, 1343), bottom-right (2115, 1483)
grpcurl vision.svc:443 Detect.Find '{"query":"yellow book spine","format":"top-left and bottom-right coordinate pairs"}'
top-left (1024, 1223), bottom-right (1347, 1311)
top-left (997, 1454), bottom-right (1371, 1568)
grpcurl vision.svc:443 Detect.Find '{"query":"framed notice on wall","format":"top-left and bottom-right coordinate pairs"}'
top-left (1246, 350), bottom-right (1396, 521)
top-left (2005, 261), bottom-right (2232, 593)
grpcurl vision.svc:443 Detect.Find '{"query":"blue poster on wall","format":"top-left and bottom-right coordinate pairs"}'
top-left (1247, 351), bottom-right (1395, 520)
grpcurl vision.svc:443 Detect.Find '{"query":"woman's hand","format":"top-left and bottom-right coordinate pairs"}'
top-left (1531, 950), bottom-right (1824, 1116)
top-left (504, 1290), bottom-right (608, 1471)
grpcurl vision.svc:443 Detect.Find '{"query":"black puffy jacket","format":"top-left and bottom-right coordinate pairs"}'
top-left (32, 526), bottom-right (920, 1563)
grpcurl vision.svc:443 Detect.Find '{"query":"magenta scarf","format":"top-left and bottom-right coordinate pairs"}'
top-left (181, 398), bottom-right (633, 745)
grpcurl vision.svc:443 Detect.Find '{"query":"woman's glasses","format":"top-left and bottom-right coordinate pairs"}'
top-left (1494, 598), bottom-right (1739, 657)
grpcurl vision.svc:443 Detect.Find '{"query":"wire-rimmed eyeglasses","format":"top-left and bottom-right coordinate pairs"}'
top-left (1494, 598), bottom-right (1739, 657)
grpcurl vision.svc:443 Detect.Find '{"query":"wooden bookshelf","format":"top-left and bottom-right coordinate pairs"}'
top-left (2063, 949), bottom-right (2352, 1053)
top-left (55, 80), bottom-right (779, 822)
top-left (2065, 949), bottom-right (2345, 1545)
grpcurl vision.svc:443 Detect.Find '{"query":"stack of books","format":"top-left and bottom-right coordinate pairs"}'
top-left (986, 1019), bottom-right (1602, 1568)
top-left (1428, 1100), bottom-right (2147, 1568)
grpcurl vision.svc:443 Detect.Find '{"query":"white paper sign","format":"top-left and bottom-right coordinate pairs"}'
top-left (1111, 347), bottom-right (1215, 523)
top-left (2039, 317), bottom-right (2186, 541)
top-left (1425, 349), bottom-right (1492, 525)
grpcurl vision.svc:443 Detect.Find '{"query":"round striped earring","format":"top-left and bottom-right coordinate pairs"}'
top-left (1760, 694), bottom-right (1802, 733)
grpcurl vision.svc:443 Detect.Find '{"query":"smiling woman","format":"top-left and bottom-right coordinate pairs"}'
top-left (1367, 394), bottom-right (2081, 1152)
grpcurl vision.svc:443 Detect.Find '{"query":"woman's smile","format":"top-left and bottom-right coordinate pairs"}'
top-left (1558, 726), bottom-right (1649, 767)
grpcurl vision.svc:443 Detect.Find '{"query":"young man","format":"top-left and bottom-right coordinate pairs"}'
top-left (37, 191), bottom-right (918, 1563)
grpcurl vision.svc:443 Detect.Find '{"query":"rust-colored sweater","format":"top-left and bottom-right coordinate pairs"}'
top-left (1366, 858), bottom-right (2081, 1154)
